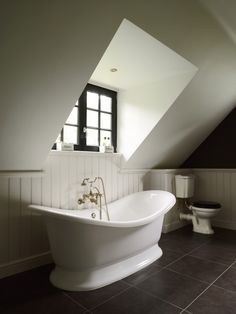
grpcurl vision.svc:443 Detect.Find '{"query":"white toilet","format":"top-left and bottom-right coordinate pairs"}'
top-left (175, 175), bottom-right (221, 235)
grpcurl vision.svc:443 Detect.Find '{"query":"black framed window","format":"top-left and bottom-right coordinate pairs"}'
top-left (54, 84), bottom-right (117, 152)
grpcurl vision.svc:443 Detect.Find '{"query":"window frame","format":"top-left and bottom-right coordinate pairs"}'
top-left (53, 84), bottom-right (117, 152)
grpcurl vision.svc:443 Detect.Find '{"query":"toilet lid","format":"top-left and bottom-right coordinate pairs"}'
top-left (192, 201), bottom-right (221, 209)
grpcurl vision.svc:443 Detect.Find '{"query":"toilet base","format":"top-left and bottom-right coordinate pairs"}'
top-left (192, 218), bottom-right (214, 235)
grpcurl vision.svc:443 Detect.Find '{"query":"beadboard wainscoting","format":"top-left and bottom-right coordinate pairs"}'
top-left (145, 168), bottom-right (236, 232)
top-left (0, 151), bottom-right (147, 278)
top-left (193, 169), bottom-right (236, 231)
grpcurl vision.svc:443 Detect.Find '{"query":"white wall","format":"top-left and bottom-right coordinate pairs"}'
top-left (0, 152), bottom-right (146, 278)
top-left (118, 71), bottom-right (196, 161)
top-left (146, 169), bottom-right (236, 232)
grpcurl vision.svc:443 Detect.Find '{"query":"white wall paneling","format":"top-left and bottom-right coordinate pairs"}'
top-left (0, 151), bottom-right (147, 278)
top-left (0, 178), bottom-right (9, 264)
top-left (193, 169), bottom-right (236, 231)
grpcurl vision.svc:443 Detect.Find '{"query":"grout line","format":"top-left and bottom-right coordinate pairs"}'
top-left (118, 244), bottom-right (212, 312)
top-left (168, 254), bottom-right (234, 267)
top-left (164, 267), bottom-right (218, 285)
top-left (159, 242), bottom-right (208, 270)
top-left (134, 285), bottom-right (184, 311)
top-left (121, 243), bottom-right (208, 289)
top-left (122, 266), bottom-right (163, 286)
top-left (180, 260), bottom-right (236, 313)
top-left (213, 282), bottom-right (236, 295)
top-left (121, 280), bottom-right (133, 287)
top-left (86, 286), bottom-right (131, 311)
top-left (188, 253), bottom-right (233, 267)
top-left (63, 292), bottom-right (88, 311)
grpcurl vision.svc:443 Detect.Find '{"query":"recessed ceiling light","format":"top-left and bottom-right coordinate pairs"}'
top-left (110, 68), bottom-right (118, 72)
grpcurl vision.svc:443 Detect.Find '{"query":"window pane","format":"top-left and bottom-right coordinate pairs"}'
top-left (87, 128), bottom-right (98, 146)
top-left (100, 112), bottom-right (111, 130)
top-left (101, 95), bottom-right (112, 112)
top-left (87, 109), bottom-right (98, 128)
top-left (66, 107), bottom-right (78, 125)
top-left (64, 125), bottom-right (78, 144)
top-left (87, 92), bottom-right (99, 109)
top-left (100, 130), bottom-right (111, 146)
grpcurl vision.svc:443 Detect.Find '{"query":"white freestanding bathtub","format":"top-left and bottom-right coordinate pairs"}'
top-left (29, 190), bottom-right (175, 291)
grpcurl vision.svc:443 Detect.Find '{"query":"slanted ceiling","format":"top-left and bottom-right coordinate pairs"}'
top-left (181, 106), bottom-right (236, 168)
top-left (1, 0), bottom-right (236, 170)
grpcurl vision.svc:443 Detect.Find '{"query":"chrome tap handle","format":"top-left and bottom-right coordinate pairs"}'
top-left (78, 198), bottom-right (85, 205)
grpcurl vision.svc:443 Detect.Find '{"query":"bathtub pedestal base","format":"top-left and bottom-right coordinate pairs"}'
top-left (50, 244), bottom-right (162, 291)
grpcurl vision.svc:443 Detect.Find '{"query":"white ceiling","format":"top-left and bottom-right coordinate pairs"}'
top-left (90, 19), bottom-right (196, 91)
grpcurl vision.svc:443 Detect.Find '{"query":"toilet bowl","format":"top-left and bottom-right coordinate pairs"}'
top-left (175, 175), bottom-right (221, 235)
top-left (188, 201), bottom-right (221, 234)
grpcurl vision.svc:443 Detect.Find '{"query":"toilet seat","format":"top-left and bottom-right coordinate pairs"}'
top-left (192, 201), bottom-right (221, 209)
top-left (191, 206), bottom-right (221, 214)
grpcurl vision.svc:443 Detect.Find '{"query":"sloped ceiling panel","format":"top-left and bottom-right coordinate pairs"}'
top-left (181, 106), bottom-right (236, 168)
top-left (0, 1), bottom-right (122, 170)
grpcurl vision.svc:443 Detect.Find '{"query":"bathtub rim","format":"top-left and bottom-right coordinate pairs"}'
top-left (29, 190), bottom-right (176, 228)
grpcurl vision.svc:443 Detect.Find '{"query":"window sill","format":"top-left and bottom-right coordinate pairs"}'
top-left (49, 150), bottom-right (122, 157)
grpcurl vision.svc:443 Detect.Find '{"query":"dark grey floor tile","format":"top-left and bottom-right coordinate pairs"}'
top-left (214, 227), bottom-right (236, 244)
top-left (0, 264), bottom-right (57, 309)
top-left (159, 238), bottom-right (200, 254)
top-left (159, 231), bottom-right (208, 254)
top-left (161, 226), bottom-right (211, 243)
top-left (1, 292), bottom-right (85, 314)
top-left (123, 263), bottom-right (161, 286)
top-left (154, 249), bottom-right (183, 267)
top-left (214, 267), bottom-right (236, 292)
top-left (92, 287), bottom-right (181, 314)
top-left (168, 255), bottom-right (227, 283)
top-left (206, 236), bottom-right (236, 252)
top-left (188, 285), bottom-right (236, 314)
top-left (191, 242), bottom-right (236, 265)
top-left (137, 268), bottom-right (207, 308)
top-left (66, 280), bottom-right (129, 310)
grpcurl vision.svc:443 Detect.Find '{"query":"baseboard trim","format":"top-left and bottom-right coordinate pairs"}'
top-left (212, 219), bottom-right (236, 231)
top-left (162, 220), bottom-right (189, 233)
top-left (0, 252), bottom-right (53, 279)
top-left (163, 219), bottom-right (236, 233)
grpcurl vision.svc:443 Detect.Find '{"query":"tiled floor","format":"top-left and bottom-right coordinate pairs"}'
top-left (1, 226), bottom-right (236, 313)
